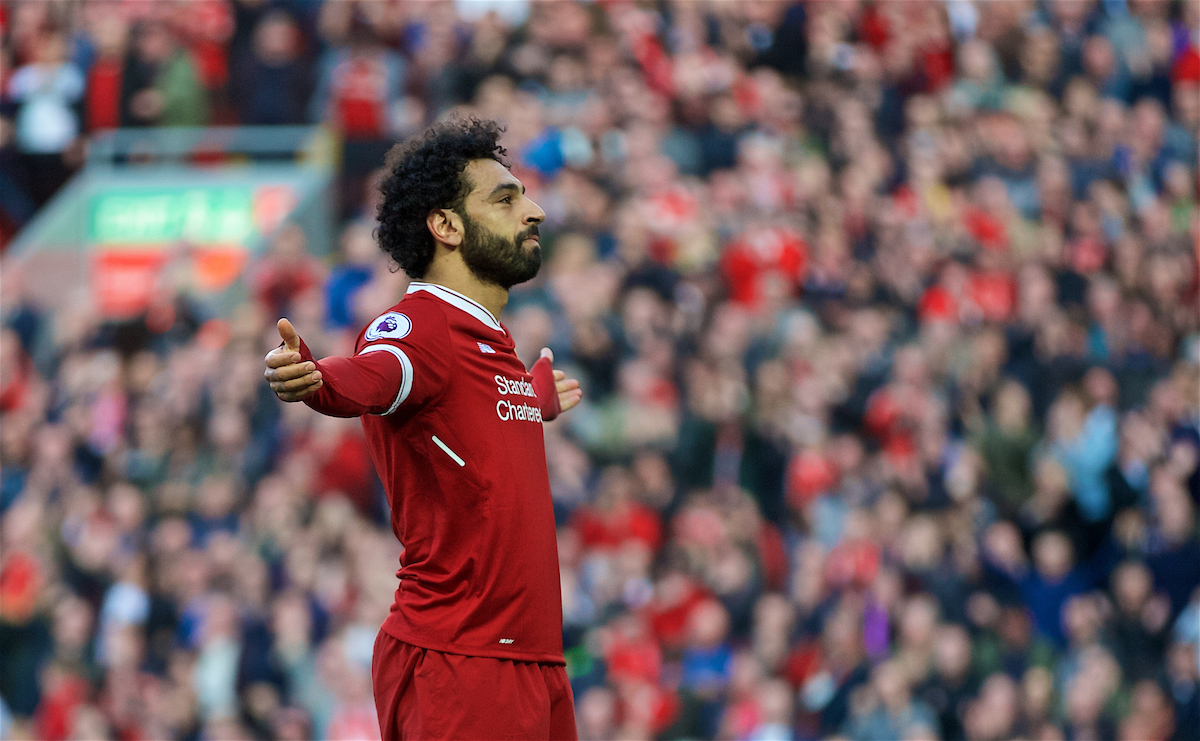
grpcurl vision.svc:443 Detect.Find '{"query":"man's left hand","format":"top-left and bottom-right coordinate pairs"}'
top-left (539, 348), bottom-right (582, 415)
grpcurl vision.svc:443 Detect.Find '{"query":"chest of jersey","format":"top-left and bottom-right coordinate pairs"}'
top-left (444, 330), bottom-right (546, 434)
top-left (381, 318), bottom-right (550, 501)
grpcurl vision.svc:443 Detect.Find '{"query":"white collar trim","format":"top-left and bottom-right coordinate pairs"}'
top-left (406, 282), bottom-right (504, 333)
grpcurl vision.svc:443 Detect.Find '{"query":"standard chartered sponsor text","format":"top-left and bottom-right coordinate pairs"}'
top-left (495, 374), bottom-right (537, 398)
top-left (496, 399), bottom-right (543, 422)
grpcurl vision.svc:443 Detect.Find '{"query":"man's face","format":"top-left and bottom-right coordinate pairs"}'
top-left (457, 159), bottom-right (546, 289)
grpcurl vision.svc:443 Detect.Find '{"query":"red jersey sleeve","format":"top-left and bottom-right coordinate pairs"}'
top-left (296, 338), bottom-right (403, 418)
top-left (529, 355), bottom-right (561, 421)
top-left (299, 303), bottom-right (452, 418)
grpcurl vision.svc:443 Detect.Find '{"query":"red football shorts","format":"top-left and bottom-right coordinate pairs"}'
top-left (372, 631), bottom-right (578, 740)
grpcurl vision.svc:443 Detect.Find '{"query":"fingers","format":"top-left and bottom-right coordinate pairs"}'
top-left (265, 348), bottom-right (304, 369)
top-left (555, 377), bottom-right (580, 394)
top-left (268, 370), bottom-right (322, 393)
top-left (276, 380), bottom-right (323, 402)
top-left (266, 322), bottom-right (317, 402)
top-left (557, 373), bottom-right (582, 414)
top-left (558, 388), bottom-right (583, 413)
top-left (278, 318), bottom-right (301, 351)
top-left (264, 361), bottom-right (318, 383)
top-left (545, 357), bottom-right (584, 414)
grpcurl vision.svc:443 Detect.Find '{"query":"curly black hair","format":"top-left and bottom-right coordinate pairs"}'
top-left (375, 117), bottom-right (508, 279)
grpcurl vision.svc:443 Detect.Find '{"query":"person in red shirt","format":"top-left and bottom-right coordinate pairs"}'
top-left (85, 16), bottom-right (129, 132)
top-left (263, 118), bottom-right (583, 740)
top-left (719, 225), bottom-right (809, 309)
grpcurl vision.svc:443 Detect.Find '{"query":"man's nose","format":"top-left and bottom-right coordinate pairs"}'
top-left (525, 200), bottom-right (545, 225)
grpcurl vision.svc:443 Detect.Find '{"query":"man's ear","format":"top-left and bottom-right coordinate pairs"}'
top-left (427, 208), bottom-right (464, 249)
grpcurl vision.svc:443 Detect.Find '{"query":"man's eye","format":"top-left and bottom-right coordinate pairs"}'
top-left (500, 196), bottom-right (512, 204)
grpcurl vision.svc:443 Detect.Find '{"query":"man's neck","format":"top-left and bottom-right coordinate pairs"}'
top-left (420, 261), bottom-right (508, 321)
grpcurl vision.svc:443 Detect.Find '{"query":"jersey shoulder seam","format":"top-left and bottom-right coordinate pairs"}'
top-left (357, 294), bottom-right (450, 351)
top-left (393, 291), bottom-right (455, 409)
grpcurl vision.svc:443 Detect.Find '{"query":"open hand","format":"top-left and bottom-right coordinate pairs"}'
top-left (541, 348), bottom-right (582, 414)
top-left (264, 318), bottom-right (323, 402)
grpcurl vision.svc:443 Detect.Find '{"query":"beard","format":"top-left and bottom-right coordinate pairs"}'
top-left (458, 212), bottom-right (542, 290)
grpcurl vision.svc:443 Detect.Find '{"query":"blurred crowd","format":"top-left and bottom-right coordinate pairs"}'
top-left (2, 0), bottom-right (1200, 740)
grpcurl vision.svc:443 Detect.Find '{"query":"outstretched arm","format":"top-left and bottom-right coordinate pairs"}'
top-left (264, 318), bottom-right (405, 418)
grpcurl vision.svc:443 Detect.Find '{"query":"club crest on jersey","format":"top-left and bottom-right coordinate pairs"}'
top-left (477, 342), bottom-right (496, 354)
top-left (365, 312), bottom-right (412, 341)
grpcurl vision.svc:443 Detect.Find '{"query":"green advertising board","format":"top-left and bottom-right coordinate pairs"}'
top-left (89, 186), bottom-right (256, 245)
top-left (8, 126), bottom-right (335, 317)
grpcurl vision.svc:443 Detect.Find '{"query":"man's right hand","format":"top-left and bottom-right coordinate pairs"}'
top-left (264, 318), bottom-right (323, 402)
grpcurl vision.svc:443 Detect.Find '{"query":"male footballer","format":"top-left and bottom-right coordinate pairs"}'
top-left (263, 118), bottom-right (582, 740)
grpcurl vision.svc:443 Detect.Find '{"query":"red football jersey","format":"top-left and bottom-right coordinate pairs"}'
top-left (302, 282), bottom-right (565, 664)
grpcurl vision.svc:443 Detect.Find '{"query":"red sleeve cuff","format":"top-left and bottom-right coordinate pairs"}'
top-left (531, 355), bottom-right (561, 422)
top-left (296, 338), bottom-right (315, 363)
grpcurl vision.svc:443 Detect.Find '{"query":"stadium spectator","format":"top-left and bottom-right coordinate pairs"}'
top-left (230, 10), bottom-right (311, 127)
top-left (5, 28), bottom-right (84, 206)
top-left (84, 14), bottom-right (129, 133)
top-left (121, 20), bottom-right (209, 127)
